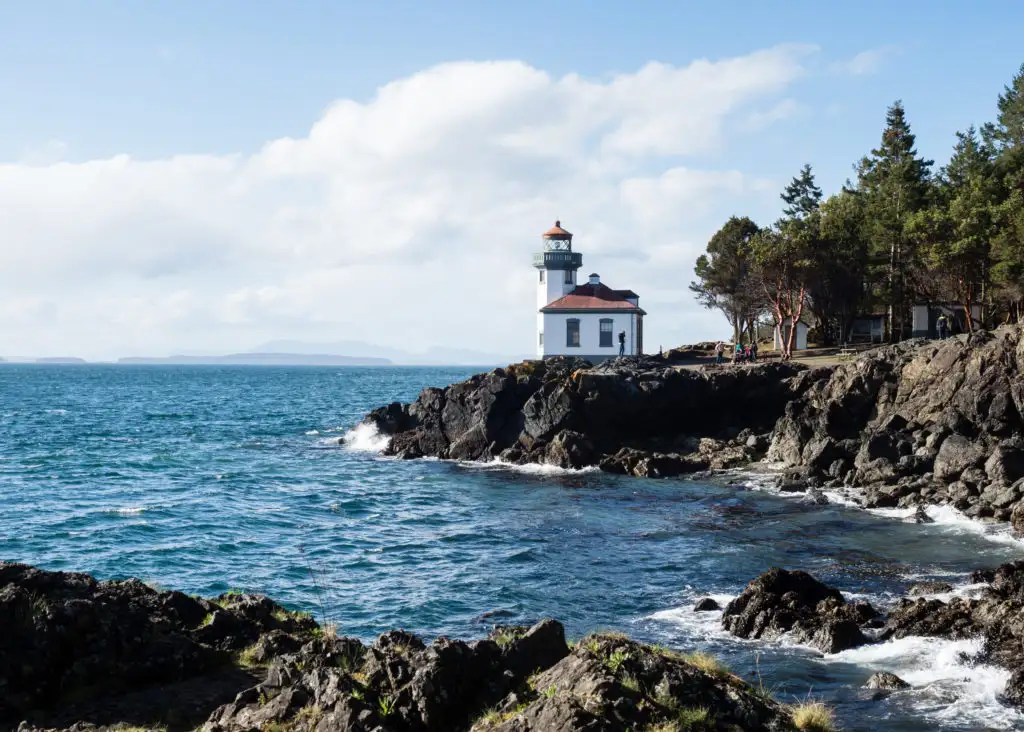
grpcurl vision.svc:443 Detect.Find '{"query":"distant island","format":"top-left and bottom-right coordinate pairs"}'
top-left (33, 357), bottom-right (88, 364)
top-left (117, 352), bottom-right (392, 366)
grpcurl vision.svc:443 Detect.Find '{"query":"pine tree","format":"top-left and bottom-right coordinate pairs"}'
top-left (811, 191), bottom-right (870, 343)
top-left (781, 164), bottom-right (823, 220)
top-left (856, 101), bottom-right (934, 340)
top-left (986, 64), bottom-right (1024, 322)
top-left (906, 126), bottom-right (995, 330)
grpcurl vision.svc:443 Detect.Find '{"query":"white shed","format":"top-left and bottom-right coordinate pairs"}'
top-left (774, 321), bottom-right (809, 352)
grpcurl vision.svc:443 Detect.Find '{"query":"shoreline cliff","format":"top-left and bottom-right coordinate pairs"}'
top-left (361, 325), bottom-right (1024, 531)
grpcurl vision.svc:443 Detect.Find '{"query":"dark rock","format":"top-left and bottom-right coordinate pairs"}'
top-left (866, 671), bottom-right (910, 690)
top-left (722, 568), bottom-right (873, 653)
top-left (907, 581), bottom-right (954, 596)
top-left (693, 597), bottom-right (721, 612)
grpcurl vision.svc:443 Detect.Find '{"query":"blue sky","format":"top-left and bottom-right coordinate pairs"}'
top-left (1, 1), bottom-right (1022, 358)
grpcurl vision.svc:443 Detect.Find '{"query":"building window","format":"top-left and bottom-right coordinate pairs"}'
top-left (599, 318), bottom-right (613, 347)
top-left (566, 319), bottom-right (580, 348)
top-left (564, 269), bottom-right (573, 285)
top-left (539, 270), bottom-right (545, 283)
top-left (539, 331), bottom-right (544, 347)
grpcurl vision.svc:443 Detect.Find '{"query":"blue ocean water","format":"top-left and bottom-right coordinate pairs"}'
top-left (2, 364), bottom-right (1023, 731)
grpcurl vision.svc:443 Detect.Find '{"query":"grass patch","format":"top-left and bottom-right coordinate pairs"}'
top-left (491, 628), bottom-right (523, 649)
top-left (235, 644), bottom-right (263, 669)
top-left (377, 695), bottom-right (396, 717)
top-left (620, 672), bottom-right (641, 693)
top-left (198, 612), bottom-right (214, 628)
top-left (681, 651), bottom-right (729, 678)
top-left (677, 705), bottom-right (711, 729)
top-left (605, 648), bottom-right (630, 674)
top-left (791, 700), bottom-right (837, 731)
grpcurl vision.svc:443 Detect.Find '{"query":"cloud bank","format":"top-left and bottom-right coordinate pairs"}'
top-left (0, 44), bottom-right (818, 359)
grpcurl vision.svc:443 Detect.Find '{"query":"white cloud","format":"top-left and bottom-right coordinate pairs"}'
top-left (0, 45), bottom-right (818, 360)
top-left (831, 46), bottom-right (897, 77)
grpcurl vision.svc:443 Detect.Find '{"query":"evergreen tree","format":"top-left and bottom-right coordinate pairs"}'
top-left (906, 127), bottom-right (995, 330)
top-left (811, 191), bottom-right (870, 343)
top-left (690, 217), bottom-right (763, 344)
top-left (781, 164), bottom-right (823, 219)
top-left (986, 64), bottom-right (1024, 322)
top-left (856, 101), bottom-right (934, 340)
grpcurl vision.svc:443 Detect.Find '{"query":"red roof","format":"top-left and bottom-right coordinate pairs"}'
top-left (542, 220), bottom-right (573, 240)
top-left (541, 283), bottom-right (645, 313)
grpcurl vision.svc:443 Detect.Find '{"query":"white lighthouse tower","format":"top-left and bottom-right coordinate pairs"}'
top-left (535, 221), bottom-right (581, 311)
top-left (533, 220), bottom-right (645, 360)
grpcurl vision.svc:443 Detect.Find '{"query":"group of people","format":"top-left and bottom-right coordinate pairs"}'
top-left (714, 341), bottom-right (758, 364)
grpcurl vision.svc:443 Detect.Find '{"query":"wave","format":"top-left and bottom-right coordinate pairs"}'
top-left (827, 636), bottom-right (1022, 730)
top-left (457, 459), bottom-right (600, 476)
top-left (735, 467), bottom-right (1024, 548)
top-left (105, 507), bottom-right (146, 516)
top-left (341, 423), bottom-right (391, 453)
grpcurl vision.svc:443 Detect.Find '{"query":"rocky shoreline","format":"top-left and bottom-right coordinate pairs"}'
top-left (7, 555), bottom-right (1024, 730)
top-left (5, 561), bottom-right (829, 732)
top-left (362, 325), bottom-right (1024, 528)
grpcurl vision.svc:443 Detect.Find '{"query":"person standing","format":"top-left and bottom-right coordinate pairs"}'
top-left (618, 330), bottom-right (626, 356)
top-left (714, 341), bottom-right (725, 364)
top-left (751, 340), bottom-right (758, 362)
top-left (937, 314), bottom-right (948, 340)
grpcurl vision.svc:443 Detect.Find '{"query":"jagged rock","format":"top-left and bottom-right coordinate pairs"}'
top-left (0, 562), bottom-right (317, 729)
top-left (907, 581), bottom-right (954, 596)
top-left (866, 671), bottom-right (910, 690)
top-left (693, 597), bottom-right (720, 612)
top-left (721, 568), bottom-right (874, 654)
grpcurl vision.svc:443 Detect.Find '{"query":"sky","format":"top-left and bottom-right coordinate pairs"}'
top-left (2, 1), bottom-right (1023, 360)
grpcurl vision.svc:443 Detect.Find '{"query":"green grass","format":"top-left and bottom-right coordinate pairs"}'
top-left (620, 672), bottom-right (641, 693)
top-left (681, 651), bottom-right (729, 678)
top-left (377, 695), bottom-right (396, 717)
top-left (491, 628), bottom-right (523, 648)
top-left (791, 700), bottom-right (838, 731)
top-left (676, 706), bottom-right (711, 729)
top-left (235, 644), bottom-right (264, 669)
top-left (198, 612), bottom-right (214, 628)
top-left (605, 649), bottom-right (630, 674)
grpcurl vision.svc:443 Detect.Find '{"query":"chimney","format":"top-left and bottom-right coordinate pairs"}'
top-left (588, 273), bottom-right (600, 286)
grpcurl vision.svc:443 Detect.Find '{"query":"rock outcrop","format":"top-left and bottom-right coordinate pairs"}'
top-left (0, 562), bottom-right (318, 730)
top-left (362, 326), bottom-right (1024, 532)
top-left (723, 562), bottom-right (1024, 709)
top-left (361, 356), bottom-right (805, 476)
top-left (3, 563), bottom-right (806, 732)
top-left (721, 568), bottom-right (878, 654)
top-left (766, 327), bottom-right (1024, 521)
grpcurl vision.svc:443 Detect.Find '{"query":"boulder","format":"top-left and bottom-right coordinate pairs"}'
top-left (722, 568), bottom-right (874, 653)
top-left (866, 671), bottom-right (910, 690)
top-left (693, 597), bottom-right (721, 612)
top-left (907, 581), bottom-right (954, 596)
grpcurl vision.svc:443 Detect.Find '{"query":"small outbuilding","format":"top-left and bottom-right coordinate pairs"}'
top-left (774, 320), bottom-right (809, 352)
top-left (911, 302), bottom-right (982, 338)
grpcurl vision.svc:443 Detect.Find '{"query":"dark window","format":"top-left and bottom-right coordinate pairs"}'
top-left (566, 319), bottom-right (580, 348)
top-left (539, 270), bottom-right (545, 283)
top-left (599, 319), bottom-right (613, 347)
top-left (539, 331), bottom-right (544, 346)
top-left (564, 269), bottom-right (573, 285)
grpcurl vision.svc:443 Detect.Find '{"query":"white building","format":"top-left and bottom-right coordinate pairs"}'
top-left (534, 220), bottom-right (645, 361)
top-left (774, 320), bottom-right (809, 351)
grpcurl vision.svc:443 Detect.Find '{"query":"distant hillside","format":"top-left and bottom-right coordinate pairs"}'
top-left (35, 357), bottom-right (88, 364)
top-left (251, 339), bottom-right (527, 365)
top-left (117, 352), bottom-right (392, 366)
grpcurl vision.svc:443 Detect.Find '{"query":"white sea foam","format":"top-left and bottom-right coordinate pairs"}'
top-left (827, 636), bottom-right (1022, 729)
top-left (646, 593), bottom-right (736, 640)
top-left (305, 429), bottom-right (321, 436)
top-left (341, 423), bottom-right (390, 453)
top-left (107, 507), bottom-right (146, 516)
top-left (457, 459), bottom-right (600, 476)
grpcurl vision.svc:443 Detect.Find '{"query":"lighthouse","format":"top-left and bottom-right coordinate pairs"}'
top-left (533, 220), bottom-right (645, 360)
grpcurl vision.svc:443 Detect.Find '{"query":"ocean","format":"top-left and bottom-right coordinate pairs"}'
top-left (1, 364), bottom-right (1022, 731)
